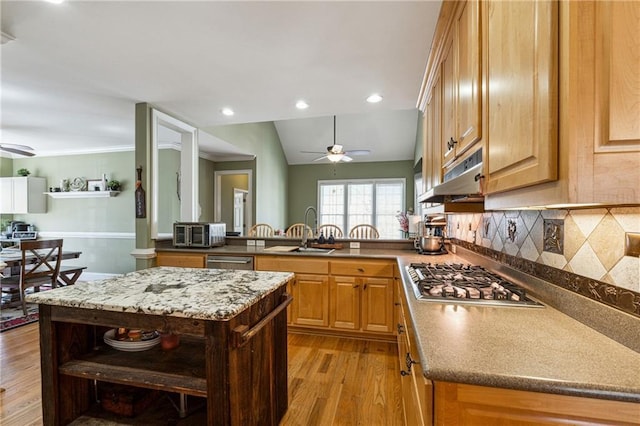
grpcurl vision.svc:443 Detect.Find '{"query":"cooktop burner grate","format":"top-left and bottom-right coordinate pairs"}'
top-left (406, 263), bottom-right (543, 307)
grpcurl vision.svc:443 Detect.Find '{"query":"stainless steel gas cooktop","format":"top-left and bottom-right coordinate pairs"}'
top-left (406, 263), bottom-right (544, 308)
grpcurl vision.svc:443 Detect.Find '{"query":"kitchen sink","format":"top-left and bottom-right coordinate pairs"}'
top-left (293, 247), bottom-right (335, 254)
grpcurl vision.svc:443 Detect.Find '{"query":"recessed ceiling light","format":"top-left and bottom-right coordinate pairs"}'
top-left (366, 93), bottom-right (383, 103)
top-left (44, 0), bottom-right (65, 4)
top-left (296, 100), bottom-right (309, 110)
top-left (221, 108), bottom-right (234, 116)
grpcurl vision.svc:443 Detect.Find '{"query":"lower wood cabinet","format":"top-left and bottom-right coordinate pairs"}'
top-left (156, 252), bottom-right (207, 268)
top-left (330, 275), bottom-right (394, 334)
top-left (256, 256), bottom-right (396, 338)
top-left (433, 381), bottom-right (640, 425)
top-left (291, 274), bottom-right (329, 327)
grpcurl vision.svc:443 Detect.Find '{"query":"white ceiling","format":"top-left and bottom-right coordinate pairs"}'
top-left (0, 0), bottom-right (441, 163)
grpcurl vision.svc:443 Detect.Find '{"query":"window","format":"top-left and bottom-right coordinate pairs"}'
top-left (318, 179), bottom-right (405, 239)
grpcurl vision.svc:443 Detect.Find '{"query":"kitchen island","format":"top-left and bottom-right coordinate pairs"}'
top-left (26, 266), bottom-right (294, 425)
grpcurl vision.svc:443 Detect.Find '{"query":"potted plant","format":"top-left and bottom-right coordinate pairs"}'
top-left (107, 179), bottom-right (121, 191)
top-left (16, 168), bottom-right (30, 177)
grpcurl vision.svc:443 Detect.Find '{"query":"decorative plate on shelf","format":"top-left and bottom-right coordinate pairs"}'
top-left (103, 329), bottom-right (160, 352)
top-left (69, 177), bottom-right (87, 191)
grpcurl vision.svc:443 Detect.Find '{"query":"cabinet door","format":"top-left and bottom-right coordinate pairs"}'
top-left (441, 32), bottom-right (457, 168)
top-left (484, 0), bottom-right (558, 194)
top-left (329, 276), bottom-right (360, 331)
top-left (293, 274), bottom-right (329, 327)
top-left (156, 252), bottom-right (206, 268)
top-left (0, 179), bottom-right (14, 213)
top-left (361, 277), bottom-right (394, 333)
top-left (456, 0), bottom-right (481, 155)
top-left (423, 71), bottom-right (443, 193)
top-left (588, 1), bottom-right (640, 202)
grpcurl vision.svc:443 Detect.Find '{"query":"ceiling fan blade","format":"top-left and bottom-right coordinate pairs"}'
top-left (313, 155), bottom-right (328, 162)
top-left (344, 149), bottom-right (370, 156)
top-left (301, 150), bottom-right (328, 154)
top-left (341, 155), bottom-right (353, 162)
top-left (0, 145), bottom-right (35, 157)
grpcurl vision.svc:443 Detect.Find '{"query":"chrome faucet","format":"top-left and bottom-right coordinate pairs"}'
top-left (302, 206), bottom-right (317, 248)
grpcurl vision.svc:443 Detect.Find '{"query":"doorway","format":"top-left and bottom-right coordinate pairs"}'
top-left (214, 170), bottom-right (253, 236)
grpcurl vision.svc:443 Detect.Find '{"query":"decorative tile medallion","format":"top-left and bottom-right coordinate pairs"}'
top-left (543, 219), bottom-right (564, 254)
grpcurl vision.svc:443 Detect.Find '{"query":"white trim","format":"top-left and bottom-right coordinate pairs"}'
top-left (151, 108), bottom-right (199, 239)
top-left (38, 231), bottom-right (135, 239)
top-left (130, 248), bottom-right (157, 259)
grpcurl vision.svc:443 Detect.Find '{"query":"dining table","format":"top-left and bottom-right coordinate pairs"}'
top-left (0, 246), bottom-right (83, 287)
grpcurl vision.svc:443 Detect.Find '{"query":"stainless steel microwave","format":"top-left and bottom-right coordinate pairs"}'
top-left (173, 222), bottom-right (226, 248)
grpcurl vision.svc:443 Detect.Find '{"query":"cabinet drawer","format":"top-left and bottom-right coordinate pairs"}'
top-left (256, 256), bottom-right (329, 274)
top-left (330, 260), bottom-right (394, 277)
top-left (156, 252), bottom-right (206, 268)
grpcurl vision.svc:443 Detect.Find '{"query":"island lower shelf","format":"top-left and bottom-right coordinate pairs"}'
top-left (58, 336), bottom-right (208, 397)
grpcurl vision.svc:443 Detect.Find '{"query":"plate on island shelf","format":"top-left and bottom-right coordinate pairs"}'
top-left (103, 329), bottom-right (160, 352)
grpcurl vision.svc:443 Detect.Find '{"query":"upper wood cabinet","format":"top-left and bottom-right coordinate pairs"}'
top-left (485, 0), bottom-right (640, 208)
top-left (423, 71), bottom-right (442, 194)
top-left (0, 177), bottom-right (47, 214)
top-left (483, 0), bottom-right (559, 195)
top-left (441, 0), bottom-right (482, 168)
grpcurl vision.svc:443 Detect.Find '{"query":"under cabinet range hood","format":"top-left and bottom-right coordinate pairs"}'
top-left (419, 148), bottom-right (484, 204)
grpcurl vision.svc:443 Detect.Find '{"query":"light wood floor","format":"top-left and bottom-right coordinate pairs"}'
top-left (0, 324), bottom-right (403, 425)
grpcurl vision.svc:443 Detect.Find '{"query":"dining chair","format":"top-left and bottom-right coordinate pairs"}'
top-left (285, 223), bottom-right (313, 239)
top-left (248, 223), bottom-right (274, 238)
top-left (0, 239), bottom-right (63, 315)
top-left (349, 224), bottom-right (380, 239)
top-left (317, 224), bottom-right (343, 238)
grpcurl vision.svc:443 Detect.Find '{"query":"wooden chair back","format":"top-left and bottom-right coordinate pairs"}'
top-left (317, 224), bottom-right (343, 238)
top-left (248, 223), bottom-right (274, 238)
top-left (17, 239), bottom-right (63, 314)
top-left (348, 224), bottom-right (380, 239)
top-left (285, 223), bottom-right (313, 239)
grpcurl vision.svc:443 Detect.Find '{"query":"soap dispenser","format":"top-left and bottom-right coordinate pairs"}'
top-left (317, 231), bottom-right (326, 244)
top-left (327, 232), bottom-right (335, 245)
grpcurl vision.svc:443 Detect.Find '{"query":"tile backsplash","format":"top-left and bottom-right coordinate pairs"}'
top-left (447, 207), bottom-right (640, 316)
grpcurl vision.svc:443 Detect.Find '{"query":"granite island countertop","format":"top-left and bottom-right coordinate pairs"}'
top-left (26, 267), bottom-right (294, 321)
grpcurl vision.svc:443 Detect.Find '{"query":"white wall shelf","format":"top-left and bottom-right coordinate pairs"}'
top-left (45, 191), bottom-right (120, 198)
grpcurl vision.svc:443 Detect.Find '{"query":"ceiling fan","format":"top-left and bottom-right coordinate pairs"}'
top-left (0, 143), bottom-right (36, 157)
top-left (301, 116), bottom-right (370, 163)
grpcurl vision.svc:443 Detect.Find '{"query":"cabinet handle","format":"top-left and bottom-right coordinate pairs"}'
top-left (363, 283), bottom-right (367, 290)
top-left (353, 284), bottom-right (359, 288)
top-left (357, 267), bottom-right (365, 273)
top-left (397, 323), bottom-right (405, 334)
top-left (400, 370), bottom-right (410, 377)
top-left (405, 352), bottom-right (418, 372)
top-left (447, 137), bottom-right (458, 151)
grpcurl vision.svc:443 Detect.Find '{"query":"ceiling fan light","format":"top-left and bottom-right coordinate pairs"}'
top-left (366, 93), bottom-right (383, 103)
top-left (327, 153), bottom-right (343, 163)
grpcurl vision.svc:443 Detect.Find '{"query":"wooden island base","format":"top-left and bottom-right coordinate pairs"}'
top-left (38, 286), bottom-right (290, 425)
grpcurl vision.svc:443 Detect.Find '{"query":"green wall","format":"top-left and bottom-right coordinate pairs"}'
top-left (206, 122), bottom-right (288, 229)
top-left (10, 152), bottom-right (136, 274)
top-left (287, 160), bottom-right (415, 225)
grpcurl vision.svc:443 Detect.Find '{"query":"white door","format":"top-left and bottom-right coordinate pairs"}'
top-left (233, 189), bottom-right (247, 235)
